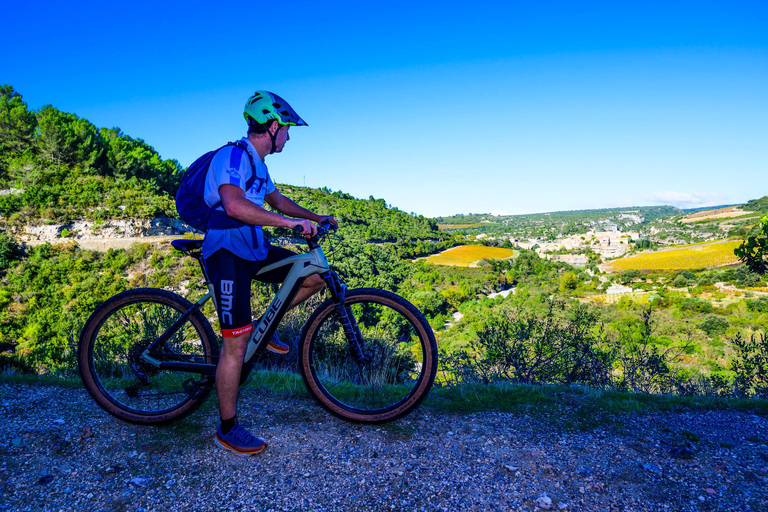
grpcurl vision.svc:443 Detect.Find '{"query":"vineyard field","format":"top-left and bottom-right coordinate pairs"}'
top-left (425, 245), bottom-right (516, 266)
top-left (606, 240), bottom-right (741, 271)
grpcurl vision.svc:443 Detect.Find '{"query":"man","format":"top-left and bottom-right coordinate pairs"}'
top-left (203, 91), bottom-right (336, 456)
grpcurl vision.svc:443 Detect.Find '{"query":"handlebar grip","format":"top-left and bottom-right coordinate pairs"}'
top-left (319, 219), bottom-right (338, 232)
top-left (293, 225), bottom-right (305, 235)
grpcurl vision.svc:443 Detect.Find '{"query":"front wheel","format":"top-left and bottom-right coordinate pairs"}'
top-left (78, 288), bottom-right (219, 425)
top-left (299, 288), bottom-right (437, 423)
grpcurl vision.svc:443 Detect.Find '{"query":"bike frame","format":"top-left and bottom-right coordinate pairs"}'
top-left (243, 244), bottom-right (331, 361)
top-left (139, 235), bottom-right (350, 375)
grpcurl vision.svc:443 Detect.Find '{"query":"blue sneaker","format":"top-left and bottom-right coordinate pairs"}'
top-left (214, 422), bottom-right (267, 456)
top-left (266, 333), bottom-right (289, 355)
top-left (238, 331), bottom-right (286, 386)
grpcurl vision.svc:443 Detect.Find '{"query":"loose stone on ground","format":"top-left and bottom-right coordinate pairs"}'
top-left (0, 383), bottom-right (766, 511)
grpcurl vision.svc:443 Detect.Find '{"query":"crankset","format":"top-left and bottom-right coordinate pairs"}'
top-left (183, 376), bottom-right (213, 400)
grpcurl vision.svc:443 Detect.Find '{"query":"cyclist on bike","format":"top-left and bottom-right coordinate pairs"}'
top-left (204, 90), bottom-right (336, 456)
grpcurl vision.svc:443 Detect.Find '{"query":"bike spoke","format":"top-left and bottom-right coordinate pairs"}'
top-left (309, 297), bottom-right (428, 413)
top-left (89, 298), bottom-right (212, 415)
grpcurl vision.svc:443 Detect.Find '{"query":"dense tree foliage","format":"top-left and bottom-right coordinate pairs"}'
top-left (735, 215), bottom-right (768, 274)
top-left (744, 196), bottom-right (768, 214)
top-left (271, 185), bottom-right (450, 257)
top-left (0, 231), bottom-right (21, 270)
top-left (0, 85), bottom-right (182, 224)
top-left (0, 86), bottom-right (36, 161)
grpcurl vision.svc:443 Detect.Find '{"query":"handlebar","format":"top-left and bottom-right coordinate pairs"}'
top-left (293, 220), bottom-right (337, 248)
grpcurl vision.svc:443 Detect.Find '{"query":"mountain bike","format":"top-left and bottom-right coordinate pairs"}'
top-left (78, 222), bottom-right (437, 425)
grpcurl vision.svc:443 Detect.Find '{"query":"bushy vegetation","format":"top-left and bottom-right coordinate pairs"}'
top-left (0, 241), bottom-right (205, 373)
top-left (0, 85), bottom-right (181, 224)
top-left (734, 215), bottom-right (768, 274)
top-left (267, 184), bottom-right (455, 260)
top-left (442, 301), bottom-right (768, 398)
top-left (731, 333), bottom-right (768, 398)
top-left (1, 85), bottom-right (767, 404)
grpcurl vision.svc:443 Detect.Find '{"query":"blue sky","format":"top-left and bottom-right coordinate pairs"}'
top-left (2, 1), bottom-right (766, 217)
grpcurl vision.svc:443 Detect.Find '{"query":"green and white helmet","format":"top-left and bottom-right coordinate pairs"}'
top-left (243, 90), bottom-right (308, 127)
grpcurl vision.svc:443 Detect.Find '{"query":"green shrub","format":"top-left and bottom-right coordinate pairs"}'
top-left (680, 270), bottom-right (696, 281)
top-left (0, 231), bottom-right (22, 270)
top-left (559, 271), bottom-right (577, 292)
top-left (699, 315), bottom-right (729, 336)
top-left (746, 297), bottom-right (768, 313)
top-left (679, 297), bottom-right (712, 314)
top-left (732, 333), bottom-right (768, 398)
top-left (619, 269), bottom-right (643, 285)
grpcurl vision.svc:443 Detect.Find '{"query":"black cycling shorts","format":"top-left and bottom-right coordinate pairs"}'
top-left (204, 246), bottom-right (296, 338)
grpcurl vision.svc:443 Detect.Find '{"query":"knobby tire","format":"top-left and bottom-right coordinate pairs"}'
top-left (299, 288), bottom-right (437, 423)
top-left (78, 288), bottom-right (219, 425)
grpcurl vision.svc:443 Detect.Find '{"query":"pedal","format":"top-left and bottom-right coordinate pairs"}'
top-left (125, 380), bottom-right (149, 398)
top-left (182, 377), bottom-right (210, 400)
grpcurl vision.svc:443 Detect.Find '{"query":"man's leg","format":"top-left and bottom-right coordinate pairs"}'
top-left (206, 249), bottom-right (266, 455)
top-left (216, 332), bottom-right (249, 420)
top-left (289, 273), bottom-right (326, 309)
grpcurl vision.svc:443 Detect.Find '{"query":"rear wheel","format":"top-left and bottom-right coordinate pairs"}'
top-left (299, 288), bottom-right (437, 423)
top-left (78, 288), bottom-right (219, 425)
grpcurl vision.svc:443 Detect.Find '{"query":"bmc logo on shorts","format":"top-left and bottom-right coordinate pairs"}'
top-left (221, 280), bottom-right (234, 325)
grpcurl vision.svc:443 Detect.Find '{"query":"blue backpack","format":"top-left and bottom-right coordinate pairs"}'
top-left (175, 142), bottom-right (260, 232)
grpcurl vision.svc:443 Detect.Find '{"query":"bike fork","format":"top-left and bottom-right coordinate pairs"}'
top-left (322, 272), bottom-right (369, 364)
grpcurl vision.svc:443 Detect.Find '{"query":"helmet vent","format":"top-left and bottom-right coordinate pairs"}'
top-left (262, 109), bottom-right (271, 115)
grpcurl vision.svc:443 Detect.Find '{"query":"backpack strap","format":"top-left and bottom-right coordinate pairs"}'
top-left (232, 141), bottom-right (261, 192)
top-left (208, 141), bottom-right (260, 211)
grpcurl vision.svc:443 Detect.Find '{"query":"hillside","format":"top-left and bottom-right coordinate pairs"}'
top-left (1, 85), bottom-right (768, 403)
top-left (0, 86), bottom-right (454, 372)
top-left (436, 200), bottom-right (767, 249)
top-left (436, 206), bottom-right (681, 238)
top-left (0, 87), bottom-right (181, 225)
top-left (0, 86), bottom-right (449, 251)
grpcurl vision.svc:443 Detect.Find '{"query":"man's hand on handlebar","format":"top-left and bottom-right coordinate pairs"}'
top-left (316, 215), bottom-right (338, 230)
top-left (293, 219), bottom-right (318, 238)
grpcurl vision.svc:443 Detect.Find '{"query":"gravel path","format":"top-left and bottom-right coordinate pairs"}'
top-left (1, 383), bottom-right (767, 511)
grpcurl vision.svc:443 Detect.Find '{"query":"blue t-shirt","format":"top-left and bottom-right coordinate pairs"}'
top-left (201, 137), bottom-right (276, 261)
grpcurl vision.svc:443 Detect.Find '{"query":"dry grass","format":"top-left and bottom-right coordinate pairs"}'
top-left (606, 240), bottom-right (741, 271)
top-left (425, 245), bottom-right (516, 266)
top-left (680, 207), bottom-right (751, 224)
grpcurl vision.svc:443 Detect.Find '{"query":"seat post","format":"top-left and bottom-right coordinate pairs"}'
top-left (193, 252), bottom-right (212, 287)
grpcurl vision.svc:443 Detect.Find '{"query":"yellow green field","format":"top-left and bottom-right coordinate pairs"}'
top-left (425, 245), bottom-right (516, 266)
top-left (607, 240), bottom-right (741, 272)
top-left (437, 223), bottom-right (484, 230)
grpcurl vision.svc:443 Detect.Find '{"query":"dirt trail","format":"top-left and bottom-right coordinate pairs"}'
top-left (21, 236), bottom-right (186, 252)
top-left (1, 383), bottom-right (767, 511)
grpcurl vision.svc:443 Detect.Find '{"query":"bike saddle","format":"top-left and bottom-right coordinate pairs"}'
top-left (171, 239), bottom-right (204, 252)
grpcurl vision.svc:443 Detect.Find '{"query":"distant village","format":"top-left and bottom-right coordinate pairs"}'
top-left (474, 216), bottom-right (643, 267)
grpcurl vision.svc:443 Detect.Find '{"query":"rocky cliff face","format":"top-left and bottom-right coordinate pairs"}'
top-left (6, 218), bottom-right (194, 242)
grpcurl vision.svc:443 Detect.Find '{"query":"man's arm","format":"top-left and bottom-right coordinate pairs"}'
top-left (219, 184), bottom-right (318, 235)
top-left (265, 189), bottom-right (338, 228)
